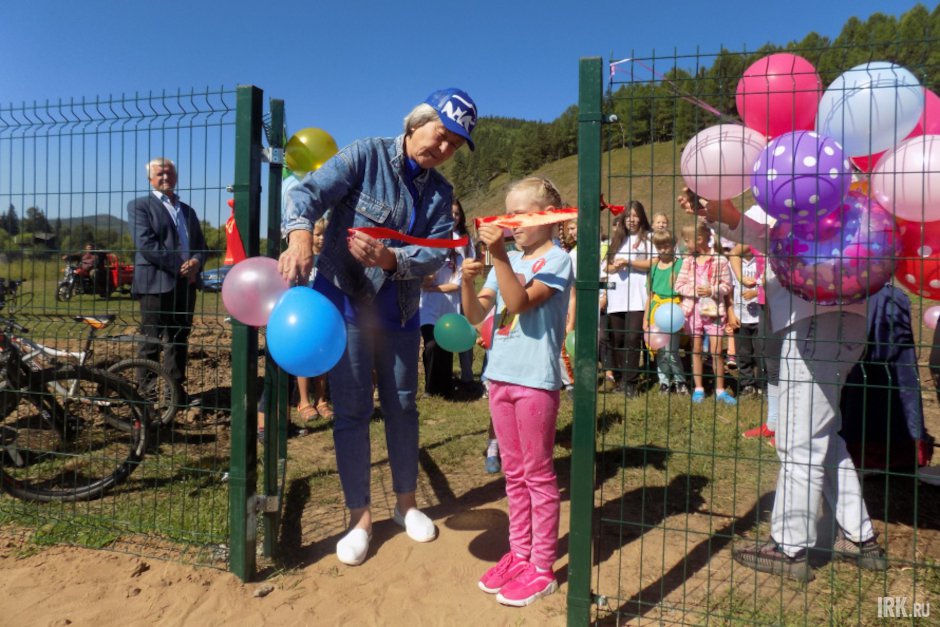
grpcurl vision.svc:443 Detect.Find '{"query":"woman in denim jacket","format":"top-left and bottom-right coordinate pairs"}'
top-left (279, 88), bottom-right (478, 566)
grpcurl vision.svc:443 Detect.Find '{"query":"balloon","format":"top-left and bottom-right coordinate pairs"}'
top-left (284, 127), bottom-right (339, 174)
top-left (653, 302), bottom-right (685, 334)
top-left (894, 218), bottom-right (940, 300)
top-left (221, 257), bottom-right (290, 327)
top-left (925, 306), bottom-right (940, 329)
top-left (871, 135), bottom-right (940, 222)
top-left (750, 130), bottom-right (851, 226)
top-left (433, 313), bottom-right (476, 353)
top-left (735, 53), bottom-right (821, 139)
top-left (267, 287), bottom-right (347, 377)
top-left (646, 326), bottom-right (671, 351)
top-left (817, 62), bottom-right (923, 157)
top-left (768, 191), bottom-right (898, 305)
top-left (680, 124), bottom-right (766, 200)
top-left (479, 312), bottom-right (495, 350)
top-left (564, 330), bottom-right (575, 356)
top-left (853, 88), bottom-right (940, 172)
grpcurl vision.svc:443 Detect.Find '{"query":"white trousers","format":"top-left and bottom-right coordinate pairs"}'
top-left (772, 312), bottom-right (875, 556)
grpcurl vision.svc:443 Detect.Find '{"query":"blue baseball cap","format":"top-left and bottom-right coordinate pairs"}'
top-left (425, 88), bottom-right (477, 151)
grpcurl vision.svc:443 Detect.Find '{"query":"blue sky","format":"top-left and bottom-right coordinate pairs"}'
top-left (0, 0), bottom-right (929, 148)
top-left (0, 1), bottom-right (931, 226)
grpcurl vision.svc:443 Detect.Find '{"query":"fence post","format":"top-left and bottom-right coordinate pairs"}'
top-left (262, 98), bottom-right (289, 559)
top-left (229, 84), bottom-right (264, 581)
top-left (567, 56), bottom-right (603, 627)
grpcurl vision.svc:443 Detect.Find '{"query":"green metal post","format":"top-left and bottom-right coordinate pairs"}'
top-left (229, 85), bottom-right (264, 582)
top-left (262, 98), bottom-right (288, 559)
top-left (567, 57), bottom-right (603, 627)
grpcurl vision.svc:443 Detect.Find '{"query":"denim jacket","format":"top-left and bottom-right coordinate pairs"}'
top-left (282, 135), bottom-right (454, 324)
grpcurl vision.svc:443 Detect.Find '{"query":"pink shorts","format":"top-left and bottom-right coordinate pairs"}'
top-left (685, 310), bottom-right (724, 338)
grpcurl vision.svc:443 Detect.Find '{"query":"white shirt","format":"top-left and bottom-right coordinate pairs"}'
top-left (605, 233), bottom-right (651, 313)
top-left (732, 256), bottom-right (762, 325)
top-left (419, 253), bottom-right (463, 325)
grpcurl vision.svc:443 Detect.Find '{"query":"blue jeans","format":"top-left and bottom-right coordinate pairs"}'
top-left (329, 321), bottom-right (420, 509)
top-left (654, 334), bottom-right (685, 386)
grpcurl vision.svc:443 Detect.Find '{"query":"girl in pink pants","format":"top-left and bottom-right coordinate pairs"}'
top-left (461, 177), bottom-right (573, 607)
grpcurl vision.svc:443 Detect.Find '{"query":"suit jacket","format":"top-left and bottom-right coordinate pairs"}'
top-left (128, 193), bottom-right (208, 296)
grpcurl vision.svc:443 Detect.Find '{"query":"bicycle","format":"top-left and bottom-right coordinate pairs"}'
top-left (0, 279), bottom-right (149, 502)
top-left (13, 314), bottom-right (185, 427)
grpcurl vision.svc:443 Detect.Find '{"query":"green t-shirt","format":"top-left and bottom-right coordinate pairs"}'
top-left (648, 258), bottom-right (683, 298)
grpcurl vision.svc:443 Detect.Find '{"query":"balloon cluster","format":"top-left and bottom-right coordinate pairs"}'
top-left (681, 52), bottom-right (940, 305)
top-left (220, 126), bottom-right (348, 377)
top-left (221, 257), bottom-right (347, 377)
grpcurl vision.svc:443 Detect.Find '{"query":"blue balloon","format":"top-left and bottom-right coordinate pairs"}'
top-left (653, 302), bottom-right (685, 334)
top-left (267, 287), bottom-right (347, 377)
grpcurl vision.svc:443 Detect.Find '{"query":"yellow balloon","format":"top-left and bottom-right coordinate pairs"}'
top-left (284, 127), bottom-right (339, 174)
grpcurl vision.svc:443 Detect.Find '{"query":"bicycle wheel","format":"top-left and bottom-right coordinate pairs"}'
top-left (0, 367), bottom-right (148, 502)
top-left (106, 358), bottom-right (182, 427)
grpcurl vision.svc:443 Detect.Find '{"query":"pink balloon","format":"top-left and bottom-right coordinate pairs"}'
top-left (853, 88), bottom-right (940, 172)
top-left (221, 257), bottom-right (290, 327)
top-left (736, 53), bottom-right (821, 139)
top-left (646, 325), bottom-right (671, 351)
top-left (871, 135), bottom-right (940, 222)
top-left (925, 306), bottom-right (940, 329)
top-left (680, 124), bottom-right (766, 200)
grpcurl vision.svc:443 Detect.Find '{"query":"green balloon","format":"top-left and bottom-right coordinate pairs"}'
top-left (433, 313), bottom-right (477, 353)
top-left (565, 330), bottom-right (576, 356)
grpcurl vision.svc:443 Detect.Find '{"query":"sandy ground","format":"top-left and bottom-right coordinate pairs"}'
top-left (0, 349), bottom-right (938, 626)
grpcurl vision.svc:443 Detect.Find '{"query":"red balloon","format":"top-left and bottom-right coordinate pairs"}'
top-left (479, 312), bottom-right (495, 350)
top-left (853, 88), bottom-right (940, 172)
top-left (895, 218), bottom-right (940, 300)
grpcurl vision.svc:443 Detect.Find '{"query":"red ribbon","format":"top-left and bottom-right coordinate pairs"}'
top-left (351, 226), bottom-right (468, 249)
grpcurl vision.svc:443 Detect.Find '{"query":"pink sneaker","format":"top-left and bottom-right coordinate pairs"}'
top-left (478, 552), bottom-right (529, 594)
top-left (496, 563), bottom-right (558, 606)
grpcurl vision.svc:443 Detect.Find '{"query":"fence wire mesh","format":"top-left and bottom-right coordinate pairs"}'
top-left (0, 88), bottom-right (239, 567)
top-left (570, 38), bottom-right (940, 625)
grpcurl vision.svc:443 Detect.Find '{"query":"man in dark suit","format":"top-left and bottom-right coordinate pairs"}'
top-left (128, 157), bottom-right (207, 403)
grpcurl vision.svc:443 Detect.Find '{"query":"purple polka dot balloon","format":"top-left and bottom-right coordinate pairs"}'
top-left (751, 130), bottom-right (852, 225)
top-left (769, 190), bottom-right (898, 305)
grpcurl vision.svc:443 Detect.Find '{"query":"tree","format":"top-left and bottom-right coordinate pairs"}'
top-left (22, 206), bottom-right (52, 234)
top-left (2, 205), bottom-right (18, 236)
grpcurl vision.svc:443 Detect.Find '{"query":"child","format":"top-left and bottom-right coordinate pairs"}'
top-left (643, 229), bottom-right (687, 394)
top-left (296, 217), bottom-right (333, 421)
top-left (728, 244), bottom-right (765, 396)
top-left (603, 201), bottom-right (653, 397)
top-left (651, 212), bottom-right (670, 233)
top-left (674, 222), bottom-right (736, 405)
top-left (461, 177), bottom-right (573, 607)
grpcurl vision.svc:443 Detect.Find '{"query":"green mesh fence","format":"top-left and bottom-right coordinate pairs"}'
top-left (0, 87), bottom-right (254, 570)
top-left (569, 40), bottom-right (940, 625)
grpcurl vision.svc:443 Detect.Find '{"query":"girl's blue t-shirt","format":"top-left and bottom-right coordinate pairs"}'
top-left (482, 246), bottom-right (573, 391)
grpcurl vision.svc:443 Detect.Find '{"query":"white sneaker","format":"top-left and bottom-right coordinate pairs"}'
top-left (392, 507), bottom-right (437, 542)
top-left (336, 528), bottom-right (371, 566)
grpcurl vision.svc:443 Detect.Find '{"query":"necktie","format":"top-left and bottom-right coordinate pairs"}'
top-left (173, 201), bottom-right (190, 259)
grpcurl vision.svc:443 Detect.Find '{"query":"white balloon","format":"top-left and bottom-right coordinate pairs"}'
top-left (816, 62), bottom-right (923, 157)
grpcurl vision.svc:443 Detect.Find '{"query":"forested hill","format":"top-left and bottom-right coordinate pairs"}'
top-left (446, 3), bottom-right (940, 219)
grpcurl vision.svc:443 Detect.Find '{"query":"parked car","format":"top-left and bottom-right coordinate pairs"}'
top-left (200, 265), bottom-right (232, 292)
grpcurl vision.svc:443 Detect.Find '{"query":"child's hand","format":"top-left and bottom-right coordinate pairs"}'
top-left (421, 275), bottom-right (437, 290)
top-left (742, 276), bottom-right (758, 288)
top-left (461, 258), bottom-right (485, 282)
top-left (696, 285), bottom-right (711, 297)
top-left (743, 288), bottom-right (759, 301)
top-left (477, 224), bottom-right (506, 252)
